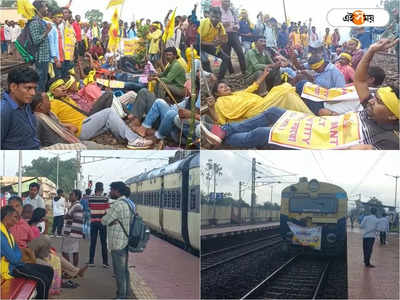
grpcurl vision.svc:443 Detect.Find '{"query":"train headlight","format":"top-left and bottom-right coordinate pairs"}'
top-left (327, 233), bottom-right (337, 243)
top-left (308, 179), bottom-right (320, 192)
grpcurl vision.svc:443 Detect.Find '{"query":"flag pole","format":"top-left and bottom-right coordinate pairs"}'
top-left (282, 0), bottom-right (288, 25)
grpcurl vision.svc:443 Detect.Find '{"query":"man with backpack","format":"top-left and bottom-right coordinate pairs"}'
top-left (29, 1), bottom-right (52, 92)
top-left (101, 182), bottom-right (135, 299)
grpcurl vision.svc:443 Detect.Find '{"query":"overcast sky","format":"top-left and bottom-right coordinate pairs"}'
top-left (0, 150), bottom-right (174, 192)
top-left (54, 0), bottom-right (199, 23)
top-left (201, 151), bottom-right (400, 210)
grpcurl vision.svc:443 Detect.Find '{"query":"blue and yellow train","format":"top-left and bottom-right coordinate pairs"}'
top-left (280, 177), bottom-right (347, 256)
top-left (125, 153), bottom-right (200, 254)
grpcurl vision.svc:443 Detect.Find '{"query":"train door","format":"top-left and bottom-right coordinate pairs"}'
top-left (159, 176), bottom-right (164, 233)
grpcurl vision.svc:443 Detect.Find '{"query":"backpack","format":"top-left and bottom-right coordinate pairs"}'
top-left (15, 19), bottom-right (37, 63)
top-left (118, 198), bottom-right (150, 253)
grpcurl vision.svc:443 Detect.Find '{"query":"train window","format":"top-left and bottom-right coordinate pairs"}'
top-left (164, 192), bottom-right (168, 207)
top-left (151, 192), bottom-right (154, 206)
top-left (289, 195), bottom-right (338, 213)
top-left (176, 191), bottom-right (181, 209)
top-left (155, 192), bottom-right (159, 207)
top-left (168, 191), bottom-right (172, 208)
top-left (190, 189), bottom-right (196, 210)
top-left (172, 191), bottom-right (177, 209)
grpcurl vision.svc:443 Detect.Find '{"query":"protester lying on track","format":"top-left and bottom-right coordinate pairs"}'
top-left (0, 205), bottom-right (54, 299)
top-left (131, 76), bottom-right (201, 147)
top-left (207, 67), bottom-right (313, 125)
top-left (202, 82), bottom-right (398, 151)
top-left (1, 67), bottom-right (40, 150)
top-left (306, 38), bottom-right (395, 117)
top-left (47, 78), bottom-right (152, 149)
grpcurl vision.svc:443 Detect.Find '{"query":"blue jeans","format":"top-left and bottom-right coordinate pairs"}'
top-left (1, 41), bottom-right (8, 54)
top-left (142, 99), bottom-right (171, 129)
top-left (35, 61), bottom-right (49, 92)
top-left (222, 107), bottom-right (286, 148)
top-left (157, 109), bottom-right (178, 139)
top-left (111, 247), bottom-right (132, 299)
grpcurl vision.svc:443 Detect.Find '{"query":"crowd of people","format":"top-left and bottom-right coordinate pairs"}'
top-left (0, 180), bottom-right (135, 299)
top-left (199, 0), bottom-right (399, 150)
top-left (1, 0), bottom-right (202, 150)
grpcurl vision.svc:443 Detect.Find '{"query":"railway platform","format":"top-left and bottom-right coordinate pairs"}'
top-left (129, 234), bottom-right (200, 299)
top-left (347, 225), bottom-right (399, 299)
top-left (49, 234), bottom-right (199, 299)
top-left (201, 222), bottom-right (279, 239)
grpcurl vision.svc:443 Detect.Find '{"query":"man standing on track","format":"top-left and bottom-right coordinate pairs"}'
top-left (87, 182), bottom-right (110, 268)
top-left (360, 207), bottom-right (379, 267)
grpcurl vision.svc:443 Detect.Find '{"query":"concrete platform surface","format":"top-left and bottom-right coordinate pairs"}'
top-left (347, 227), bottom-right (399, 299)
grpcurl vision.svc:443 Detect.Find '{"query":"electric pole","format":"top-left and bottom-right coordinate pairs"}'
top-left (239, 181), bottom-right (243, 223)
top-left (385, 173), bottom-right (399, 212)
top-left (76, 151), bottom-right (81, 190)
top-left (251, 158), bottom-right (256, 223)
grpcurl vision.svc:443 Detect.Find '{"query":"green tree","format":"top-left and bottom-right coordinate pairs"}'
top-left (85, 9), bottom-right (103, 25)
top-left (21, 157), bottom-right (79, 194)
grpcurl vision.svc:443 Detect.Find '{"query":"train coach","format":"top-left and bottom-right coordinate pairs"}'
top-left (125, 153), bottom-right (200, 253)
top-left (280, 177), bottom-right (347, 256)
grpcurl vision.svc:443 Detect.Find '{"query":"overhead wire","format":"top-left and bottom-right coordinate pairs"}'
top-left (311, 151), bottom-right (329, 182)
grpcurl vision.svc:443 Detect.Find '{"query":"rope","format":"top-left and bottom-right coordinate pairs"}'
top-left (186, 45), bottom-right (197, 148)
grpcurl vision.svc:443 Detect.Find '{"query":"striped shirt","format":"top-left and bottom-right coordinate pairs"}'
top-left (63, 202), bottom-right (84, 239)
top-left (359, 110), bottom-right (399, 150)
top-left (88, 195), bottom-right (110, 223)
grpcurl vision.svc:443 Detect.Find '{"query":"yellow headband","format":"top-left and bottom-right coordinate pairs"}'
top-left (64, 75), bottom-right (76, 89)
top-left (49, 79), bottom-right (65, 93)
top-left (349, 38), bottom-right (361, 50)
top-left (54, 13), bottom-right (63, 17)
top-left (310, 59), bottom-right (324, 70)
top-left (339, 53), bottom-right (352, 61)
top-left (377, 87), bottom-right (399, 119)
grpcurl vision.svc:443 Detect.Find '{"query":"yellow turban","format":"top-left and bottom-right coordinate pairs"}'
top-left (151, 22), bottom-right (161, 30)
top-left (49, 79), bottom-right (65, 93)
top-left (310, 59), bottom-right (325, 70)
top-left (377, 87), bottom-right (399, 119)
top-left (64, 75), bottom-right (76, 90)
top-left (83, 70), bottom-right (96, 86)
top-left (339, 52), bottom-right (352, 61)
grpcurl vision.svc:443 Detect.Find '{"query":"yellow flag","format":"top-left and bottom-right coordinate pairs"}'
top-left (162, 8), bottom-right (176, 43)
top-left (17, 0), bottom-right (36, 20)
top-left (106, 0), bottom-right (124, 9)
top-left (108, 8), bottom-right (120, 52)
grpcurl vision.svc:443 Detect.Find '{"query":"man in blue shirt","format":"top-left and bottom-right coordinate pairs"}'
top-left (1, 67), bottom-right (41, 149)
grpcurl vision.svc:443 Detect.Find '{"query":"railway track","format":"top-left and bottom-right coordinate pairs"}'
top-left (201, 234), bottom-right (282, 272)
top-left (241, 254), bottom-right (331, 299)
top-left (1, 61), bottom-right (31, 74)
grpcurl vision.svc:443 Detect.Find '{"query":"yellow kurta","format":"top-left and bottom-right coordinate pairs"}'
top-left (147, 29), bottom-right (162, 54)
top-left (215, 83), bottom-right (314, 125)
top-left (64, 21), bottom-right (76, 61)
top-left (50, 98), bottom-right (86, 137)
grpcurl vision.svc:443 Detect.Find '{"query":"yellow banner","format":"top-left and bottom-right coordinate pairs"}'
top-left (96, 78), bottom-right (125, 89)
top-left (106, 0), bottom-right (124, 9)
top-left (123, 39), bottom-right (141, 56)
top-left (268, 111), bottom-right (362, 149)
top-left (302, 82), bottom-right (360, 102)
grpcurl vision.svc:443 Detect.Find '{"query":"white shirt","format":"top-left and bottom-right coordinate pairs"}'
top-left (53, 196), bottom-right (65, 217)
top-left (377, 217), bottom-right (389, 232)
top-left (9, 26), bottom-right (21, 42)
top-left (4, 24), bottom-right (11, 41)
top-left (25, 194), bottom-right (45, 209)
top-left (360, 214), bottom-right (379, 238)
